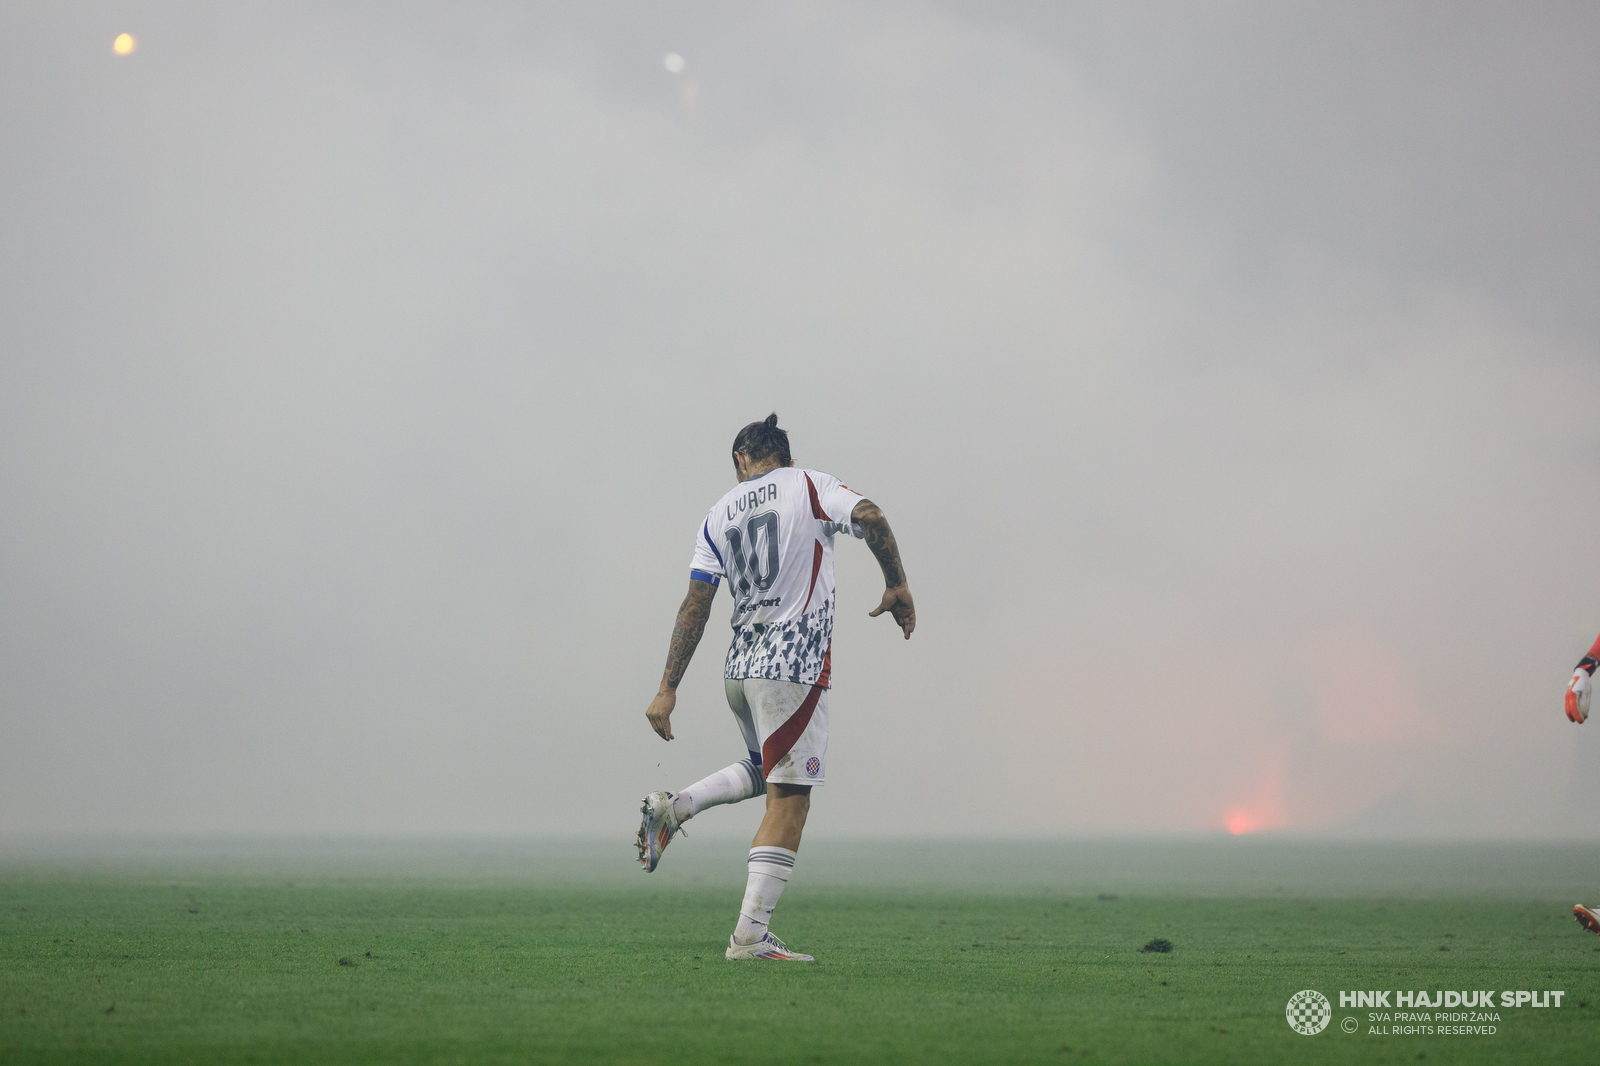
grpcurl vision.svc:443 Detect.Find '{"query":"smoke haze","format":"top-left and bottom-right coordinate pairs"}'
top-left (3, 1), bottom-right (1599, 838)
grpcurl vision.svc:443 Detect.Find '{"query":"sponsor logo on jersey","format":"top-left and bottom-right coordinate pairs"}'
top-left (805, 757), bottom-right (820, 777)
top-left (737, 597), bottom-right (782, 611)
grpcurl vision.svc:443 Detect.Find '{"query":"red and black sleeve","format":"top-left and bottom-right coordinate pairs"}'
top-left (1578, 633), bottom-right (1600, 676)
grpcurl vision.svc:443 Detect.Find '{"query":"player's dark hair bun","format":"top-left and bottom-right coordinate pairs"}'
top-left (733, 413), bottom-right (792, 468)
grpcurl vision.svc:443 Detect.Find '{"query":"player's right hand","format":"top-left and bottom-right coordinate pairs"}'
top-left (869, 584), bottom-right (916, 639)
top-left (1567, 669), bottom-right (1591, 724)
top-left (646, 689), bottom-right (677, 740)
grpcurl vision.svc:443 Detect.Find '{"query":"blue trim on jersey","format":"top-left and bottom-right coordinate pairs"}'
top-left (690, 569), bottom-right (720, 587)
top-left (748, 749), bottom-right (762, 767)
top-left (702, 519), bottom-right (724, 567)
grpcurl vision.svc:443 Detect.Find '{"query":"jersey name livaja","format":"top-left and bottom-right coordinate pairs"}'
top-left (689, 468), bottom-right (864, 688)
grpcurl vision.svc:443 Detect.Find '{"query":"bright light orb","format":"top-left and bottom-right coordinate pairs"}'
top-left (1225, 811), bottom-right (1256, 836)
top-left (112, 33), bottom-right (136, 55)
top-left (663, 53), bottom-right (685, 74)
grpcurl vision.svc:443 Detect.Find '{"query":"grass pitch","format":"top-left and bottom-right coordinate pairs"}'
top-left (3, 840), bottom-right (1599, 1064)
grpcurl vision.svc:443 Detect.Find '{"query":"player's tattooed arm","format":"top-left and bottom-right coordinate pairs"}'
top-left (852, 498), bottom-right (916, 639)
top-left (852, 499), bottom-right (906, 587)
top-left (857, 496), bottom-right (908, 582)
top-left (646, 578), bottom-right (717, 740)
top-left (663, 578), bottom-right (716, 689)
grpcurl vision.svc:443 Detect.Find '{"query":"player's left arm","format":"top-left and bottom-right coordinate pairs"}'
top-left (1567, 632), bottom-right (1600, 724)
top-left (851, 498), bottom-right (915, 639)
top-left (645, 577), bottom-right (718, 741)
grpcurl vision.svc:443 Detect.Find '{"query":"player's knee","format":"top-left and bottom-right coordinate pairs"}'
top-left (769, 783), bottom-right (811, 808)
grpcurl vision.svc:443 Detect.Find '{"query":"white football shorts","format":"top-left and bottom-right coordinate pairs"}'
top-left (724, 676), bottom-right (828, 787)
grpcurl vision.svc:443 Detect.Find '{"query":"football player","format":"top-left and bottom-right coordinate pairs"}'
top-left (1565, 632), bottom-right (1600, 934)
top-left (635, 414), bottom-right (915, 961)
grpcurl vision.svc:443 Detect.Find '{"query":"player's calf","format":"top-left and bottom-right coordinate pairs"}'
top-left (673, 756), bottom-right (764, 824)
top-left (730, 845), bottom-right (797, 945)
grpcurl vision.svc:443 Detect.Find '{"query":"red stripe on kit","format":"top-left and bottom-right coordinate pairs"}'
top-left (801, 540), bottom-right (823, 613)
top-left (804, 474), bottom-right (829, 521)
top-left (762, 676), bottom-right (826, 781)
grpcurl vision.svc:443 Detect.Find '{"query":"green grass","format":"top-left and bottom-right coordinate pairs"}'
top-left (4, 854), bottom-right (1600, 1066)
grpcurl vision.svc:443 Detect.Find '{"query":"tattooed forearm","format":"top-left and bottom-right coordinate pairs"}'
top-left (852, 499), bottom-right (906, 589)
top-left (662, 579), bottom-right (717, 690)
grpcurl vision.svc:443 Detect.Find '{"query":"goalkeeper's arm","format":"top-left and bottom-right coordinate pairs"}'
top-left (1567, 633), bottom-right (1600, 724)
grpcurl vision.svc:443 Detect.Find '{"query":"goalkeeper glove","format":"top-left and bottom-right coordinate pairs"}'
top-left (1567, 657), bottom-right (1596, 724)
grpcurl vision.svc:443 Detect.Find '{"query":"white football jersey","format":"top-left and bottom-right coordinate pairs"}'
top-left (689, 467), bottom-right (864, 688)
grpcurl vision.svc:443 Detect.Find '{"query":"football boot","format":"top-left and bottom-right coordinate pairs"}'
top-left (725, 932), bottom-right (813, 961)
top-left (635, 791), bottom-right (684, 873)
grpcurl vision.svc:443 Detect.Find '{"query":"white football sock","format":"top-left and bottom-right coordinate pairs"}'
top-left (674, 754), bottom-right (764, 822)
top-left (732, 846), bottom-right (795, 944)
